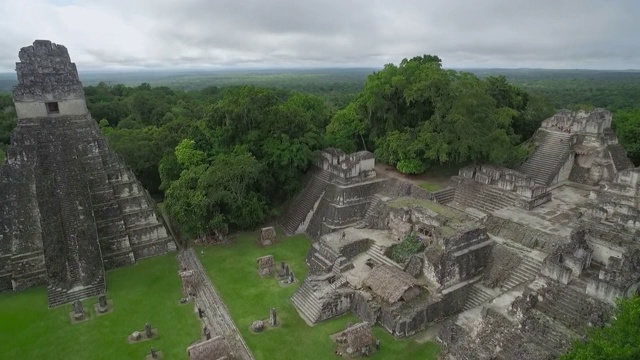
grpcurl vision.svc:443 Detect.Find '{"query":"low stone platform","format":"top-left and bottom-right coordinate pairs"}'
top-left (127, 329), bottom-right (158, 344)
top-left (493, 183), bottom-right (593, 237)
top-left (68, 311), bottom-right (91, 325)
top-left (144, 351), bottom-right (163, 360)
top-left (94, 300), bottom-right (114, 316)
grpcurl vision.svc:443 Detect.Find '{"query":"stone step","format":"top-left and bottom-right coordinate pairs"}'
top-left (330, 276), bottom-right (348, 290)
top-left (365, 244), bottom-right (402, 269)
top-left (535, 288), bottom-right (587, 330)
top-left (463, 284), bottom-right (493, 311)
top-left (290, 282), bottom-right (323, 324)
top-left (47, 282), bottom-right (105, 308)
top-left (433, 188), bottom-right (456, 204)
top-left (524, 310), bottom-right (576, 354)
top-left (519, 131), bottom-right (572, 185)
top-left (500, 256), bottom-right (543, 291)
top-left (291, 295), bottom-right (321, 324)
top-left (279, 175), bottom-right (328, 235)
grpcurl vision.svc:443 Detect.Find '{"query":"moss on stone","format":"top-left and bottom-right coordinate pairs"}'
top-left (387, 197), bottom-right (465, 222)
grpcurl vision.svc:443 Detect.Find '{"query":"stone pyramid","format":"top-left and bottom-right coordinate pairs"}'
top-left (0, 40), bottom-right (176, 307)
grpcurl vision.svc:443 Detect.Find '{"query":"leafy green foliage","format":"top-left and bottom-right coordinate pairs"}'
top-left (612, 109), bottom-right (640, 165)
top-left (154, 86), bottom-right (328, 236)
top-left (560, 296), bottom-right (640, 360)
top-left (387, 234), bottom-right (425, 263)
top-left (326, 57), bottom-right (548, 174)
top-left (325, 103), bottom-right (367, 153)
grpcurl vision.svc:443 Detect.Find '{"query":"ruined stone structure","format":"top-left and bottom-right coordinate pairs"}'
top-left (520, 108), bottom-right (633, 186)
top-left (0, 40), bottom-right (175, 307)
top-left (286, 109), bottom-right (640, 358)
top-left (290, 198), bottom-right (489, 337)
top-left (279, 148), bottom-right (383, 238)
top-left (186, 335), bottom-right (232, 360)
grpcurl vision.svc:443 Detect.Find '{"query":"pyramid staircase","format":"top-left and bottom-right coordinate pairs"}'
top-left (463, 283), bottom-right (494, 311)
top-left (452, 179), bottom-right (517, 213)
top-left (290, 279), bottom-right (323, 325)
top-left (524, 310), bottom-right (574, 355)
top-left (47, 275), bottom-right (106, 308)
top-left (519, 130), bottom-right (573, 185)
top-left (365, 243), bottom-right (403, 269)
top-left (500, 255), bottom-right (544, 292)
top-left (279, 171), bottom-right (330, 235)
top-left (433, 187), bottom-right (456, 204)
top-left (355, 195), bottom-right (383, 228)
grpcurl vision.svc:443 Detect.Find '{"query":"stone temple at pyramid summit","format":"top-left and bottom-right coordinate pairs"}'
top-left (0, 40), bottom-right (176, 307)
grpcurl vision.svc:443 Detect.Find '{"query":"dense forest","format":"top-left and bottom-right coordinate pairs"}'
top-left (1, 58), bottom-right (640, 237)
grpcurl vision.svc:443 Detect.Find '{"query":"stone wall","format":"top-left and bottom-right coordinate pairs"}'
top-left (541, 259), bottom-right (572, 284)
top-left (484, 215), bottom-right (565, 253)
top-left (339, 239), bottom-right (372, 259)
top-left (483, 243), bottom-right (522, 288)
top-left (377, 284), bottom-right (469, 338)
top-left (318, 290), bottom-right (355, 322)
top-left (541, 108), bottom-right (612, 135)
top-left (421, 226), bottom-right (492, 289)
top-left (351, 291), bottom-right (381, 324)
top-left (586, 278), bottom-right (624, 305)
top-left (377, 178), bottom-right (437, 201)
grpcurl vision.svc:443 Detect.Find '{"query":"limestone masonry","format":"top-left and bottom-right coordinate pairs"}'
top-left (281, 107), bottom-right (640, 359)
top-left (0, 40), bottom-right (176, 307)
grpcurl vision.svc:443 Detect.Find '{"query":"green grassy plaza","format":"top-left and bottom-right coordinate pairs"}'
top-left (198, 232), bottom-right (440, 360)
top-left (0, 233), bottom-right (440, 359)
top-left (0, 254), bottom-right (201, 359)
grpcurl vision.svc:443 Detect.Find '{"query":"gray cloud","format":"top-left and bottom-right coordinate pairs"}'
top-left (0, 0), bottom-right (638, 71)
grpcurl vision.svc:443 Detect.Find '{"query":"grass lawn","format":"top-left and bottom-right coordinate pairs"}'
top-left (419, 181), bottom-right (445, 192)
top-left (198, 231), bottom-right (440, 360)
top-left (0, 254), bottom-right (201, 360)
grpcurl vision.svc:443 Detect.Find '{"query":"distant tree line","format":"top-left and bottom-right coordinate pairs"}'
top-left (0, 57), bottom-right (639, 236)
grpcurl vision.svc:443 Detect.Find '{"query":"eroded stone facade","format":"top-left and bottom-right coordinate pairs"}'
top-left (0, 40), bottom-right (175, 307)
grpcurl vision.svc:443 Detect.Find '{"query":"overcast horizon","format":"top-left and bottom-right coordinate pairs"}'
top-left (0, 0), bottom-right (638, 72)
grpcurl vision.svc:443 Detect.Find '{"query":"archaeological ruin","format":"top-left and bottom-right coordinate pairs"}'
top-left (0, 40), bottom-right (176, 307)
top-left (281, 109), bottom-right (640, 359)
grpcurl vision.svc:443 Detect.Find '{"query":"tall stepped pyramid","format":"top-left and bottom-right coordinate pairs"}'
top-left (519, 129), bottom-right (573, 185)
top-left (0, 40), bottom-right (175, 307)
top-left (280, 149), bottom-right (381, 239)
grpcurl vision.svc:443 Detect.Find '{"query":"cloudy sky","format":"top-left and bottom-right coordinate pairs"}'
top-left (0, 0), bottom-right (638, 71)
